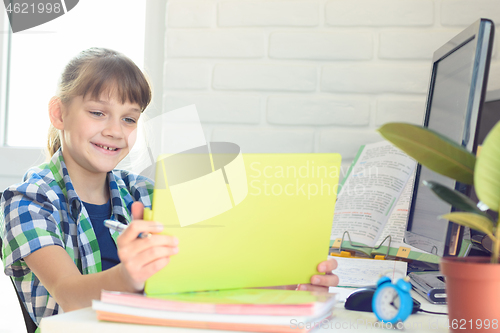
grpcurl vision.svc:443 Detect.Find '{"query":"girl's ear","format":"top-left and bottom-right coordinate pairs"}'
top-left (48, 97), bottom-right (64, 130)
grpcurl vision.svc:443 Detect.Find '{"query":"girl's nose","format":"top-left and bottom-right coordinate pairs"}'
top-left (102, 119), bottom-right (123, 138)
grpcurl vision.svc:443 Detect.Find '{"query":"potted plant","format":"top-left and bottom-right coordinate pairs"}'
top-left (378, 121), bottom-right (500, 333)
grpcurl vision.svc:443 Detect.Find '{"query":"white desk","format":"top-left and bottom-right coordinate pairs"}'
top-left (40, 291), bottom-right (450, 333)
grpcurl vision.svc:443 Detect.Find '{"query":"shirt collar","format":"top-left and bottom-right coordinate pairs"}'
top-left (107, 170), bottom-right (132, 224)
top-left (48, 148), bottom-right (130, 223)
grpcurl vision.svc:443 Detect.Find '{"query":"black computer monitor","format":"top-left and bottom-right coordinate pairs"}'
top-left (404, 18), bottom-right (495, 257)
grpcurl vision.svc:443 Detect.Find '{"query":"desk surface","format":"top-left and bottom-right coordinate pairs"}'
top-left (40, 291), bottom-right (450, 333)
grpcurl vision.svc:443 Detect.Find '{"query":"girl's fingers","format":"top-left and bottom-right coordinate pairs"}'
top-left (296, 272), bottom-right (340, 292)
top-left (131, 201), bottom-right (144, 220)
top-left (124, 257), bottom-right (171, 284)
top-left (117, 220), bottom-right (164, 246)
top-left (120, 246), bottom-right (176, 283)
top-left (142, 257), bottom-right (170, 276)
top-left (317, 258), bottom-right (338, 273)
top-left (310, 273), bottom-right (339, 287)
top-left (129, 245), bottom-right (178, 268)
top-left (123, 235), bottom-right (179, 258)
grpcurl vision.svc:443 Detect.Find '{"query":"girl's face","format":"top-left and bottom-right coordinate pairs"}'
top-left (58, 92), bottom-right (141, 176)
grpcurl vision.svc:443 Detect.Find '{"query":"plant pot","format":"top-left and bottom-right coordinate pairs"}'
top-left (440, 256), bottom-right (500, 332)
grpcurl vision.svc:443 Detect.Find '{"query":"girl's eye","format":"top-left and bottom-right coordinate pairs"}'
top-left (123, 117), bottom-right (137, 124)
top-left (90, 111), bottom-right (104, 117)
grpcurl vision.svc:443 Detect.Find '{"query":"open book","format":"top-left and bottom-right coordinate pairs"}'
top-left (330, 141), bottom-right (439, 263)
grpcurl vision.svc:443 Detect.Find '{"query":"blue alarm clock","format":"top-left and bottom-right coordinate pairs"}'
top-left (372, 276), bottom-right (413, 324)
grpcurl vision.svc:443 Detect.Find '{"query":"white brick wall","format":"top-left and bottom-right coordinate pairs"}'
top-left (164, 93), bottom-right (262, 124)
top-left (321, 64), bottom-right (431, 94)
top-left (269, 32), bottom-right (373, 60)
top-left (164, 62), bottom-right (211, 89)
top-left (163, 0), bottom-right (500, 164)
top-left (212, 128), bottom-right (315, 153)
top-left (167, 1), bottom-right (215, 28)
top-left (213, 64), bottom-right (317, 91)
top-left (375, 98), bottom-right (426, 126)
top-left (218, 1), bottom-right (319, 27)
top-left (325, 0), bottom-right (434, 26)
top-left (267, 96), bottom-right (371, 126)
top-left (166, 31), bottom-right (265, 58)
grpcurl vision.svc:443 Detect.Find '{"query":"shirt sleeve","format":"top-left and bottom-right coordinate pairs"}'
top-left (1, 182), bottom-right (65, 278)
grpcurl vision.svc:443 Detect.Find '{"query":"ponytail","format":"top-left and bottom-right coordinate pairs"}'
top-left (47, 124), bottom-right (61, 158)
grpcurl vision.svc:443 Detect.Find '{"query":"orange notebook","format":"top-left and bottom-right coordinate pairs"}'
top-left (94, 310), bottom-right (333, 333)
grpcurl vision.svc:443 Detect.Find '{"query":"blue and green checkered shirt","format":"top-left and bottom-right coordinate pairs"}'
top-left (0, 149), bottom-right (154, 325)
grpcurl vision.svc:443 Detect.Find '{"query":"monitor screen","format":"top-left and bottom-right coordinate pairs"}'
top-left (405, 19), bottom-right (495, 257)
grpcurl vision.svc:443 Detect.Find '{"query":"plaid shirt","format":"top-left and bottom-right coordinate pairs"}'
top-left (0, 149), bottom-right (154, 325)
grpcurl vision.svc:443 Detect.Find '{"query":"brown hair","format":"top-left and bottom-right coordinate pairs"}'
top-left (47, 47), bottom-right (152, 156)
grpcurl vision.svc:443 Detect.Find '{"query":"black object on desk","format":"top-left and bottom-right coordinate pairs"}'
top-left (344, 286), bottom-right (421, 314)
top-left (408, 271), bottom-right (447, 304)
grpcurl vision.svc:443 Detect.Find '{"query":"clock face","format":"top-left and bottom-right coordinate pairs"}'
top-left (374, 287), bottom-right (401, 321)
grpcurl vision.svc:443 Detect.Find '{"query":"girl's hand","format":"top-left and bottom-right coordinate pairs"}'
top-left (297, 258), bottom-right (339, 292)
top-left (116, 202), bottom-right (179, 292)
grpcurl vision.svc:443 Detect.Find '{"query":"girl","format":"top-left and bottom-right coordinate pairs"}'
top-left (0, 48), bottom-right (338, 327)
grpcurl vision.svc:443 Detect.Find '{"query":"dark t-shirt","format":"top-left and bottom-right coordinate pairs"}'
top-left (83, 200), bottom-right (120, 271)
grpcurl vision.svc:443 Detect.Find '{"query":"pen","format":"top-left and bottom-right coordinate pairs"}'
top-left (104, 219), bottom-right (152, 239)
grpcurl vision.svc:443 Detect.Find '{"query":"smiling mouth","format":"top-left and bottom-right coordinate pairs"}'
top-left (94, 143), bottom-right (119, 151)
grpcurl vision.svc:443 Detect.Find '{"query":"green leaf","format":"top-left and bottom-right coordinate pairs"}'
top-left (441, 212), bottom-right (495, 238)
top-left (378, 123), bottom-right (476, 184)
top-left (423, 180), bottom-right (492, 219)
top-left (474, 121), bottom-right (500, 212)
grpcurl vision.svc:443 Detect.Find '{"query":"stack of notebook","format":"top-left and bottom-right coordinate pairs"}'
top-left (93, 288), bottom-right (338, 332)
